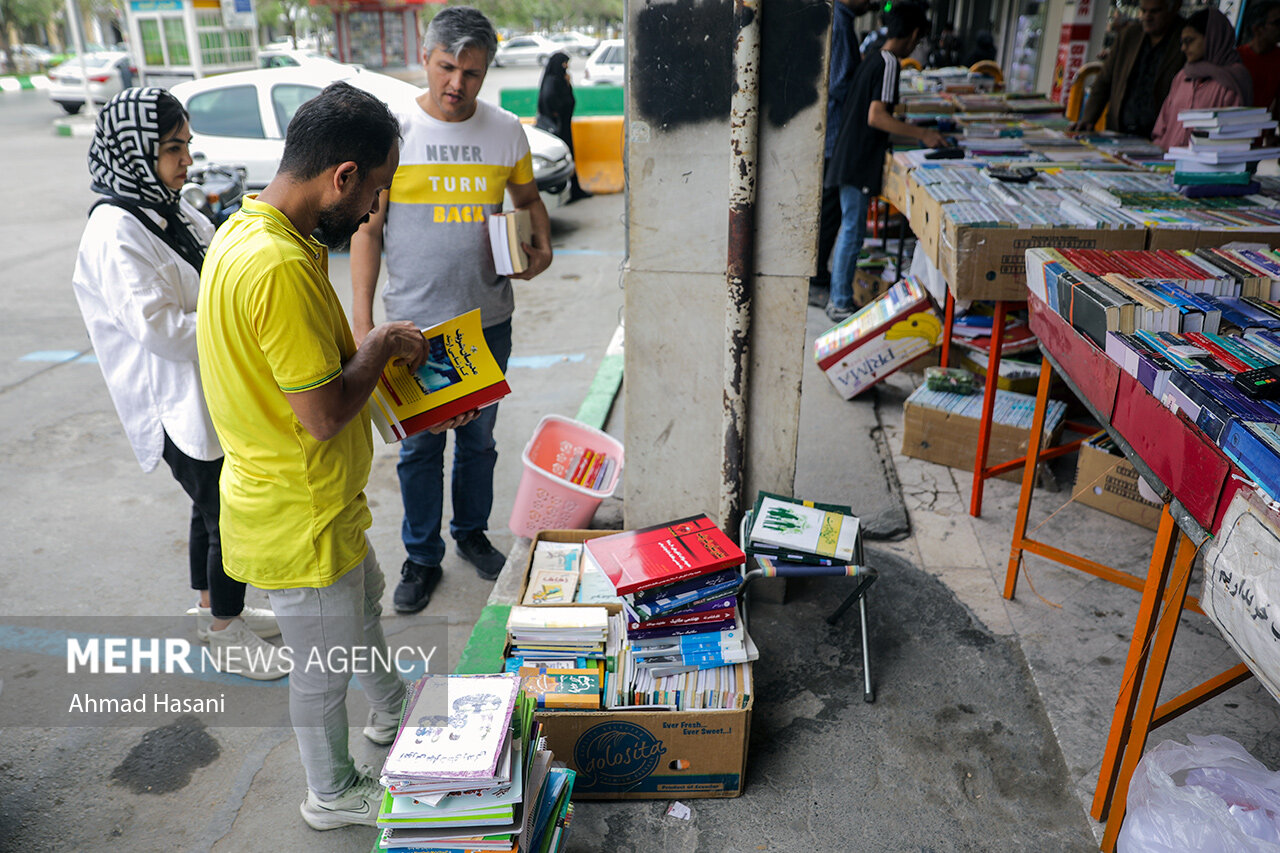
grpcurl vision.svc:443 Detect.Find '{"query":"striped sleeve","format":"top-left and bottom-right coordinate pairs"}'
top-left (879, 50), bottom-right (898, 104)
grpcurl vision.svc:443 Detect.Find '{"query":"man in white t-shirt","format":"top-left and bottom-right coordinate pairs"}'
top-left (351, 6), bottom-right (552, 613)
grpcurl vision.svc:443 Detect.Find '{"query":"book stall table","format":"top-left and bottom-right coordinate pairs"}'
top-left (1005, 294), bottom-right (1272, 852)
top-left (884, 145), bottom-right (1280, 518)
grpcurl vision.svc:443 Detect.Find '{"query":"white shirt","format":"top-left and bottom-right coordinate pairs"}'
top-left (72, 200), bottom-right (222, 471)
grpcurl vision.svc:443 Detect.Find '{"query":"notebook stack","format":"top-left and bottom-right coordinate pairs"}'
top-left (505, 606), bottom-right (609, 666)
top-left (1166, 107), bottom-right (1280, 197)
top-left (745, 492), bottom-right (860, 575)
top-left (375, 674), bottom-right (530, 853)
top-left (583, 515), bottom-right (757, 710)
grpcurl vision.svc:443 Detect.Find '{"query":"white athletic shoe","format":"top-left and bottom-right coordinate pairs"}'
top-left (363, 707), bottom-right (402, 746)
top-left (204, 619), bottom-right (289, 681)
top-left (194, 604), bottom-right (280, 641)
top-left (300, 769), bottom-right (383, 830)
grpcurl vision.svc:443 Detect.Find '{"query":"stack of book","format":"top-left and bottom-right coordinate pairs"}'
top-left (375, 673), bottom-right (540, 853)
top-left (1166, 107), bottom-right (1280, 196)
top-left (745, 492), bottom-right (860, 573)
top-left (506, 606), bottom-right (609, 665)
top-left (583, 515), bottom-right (757, 710)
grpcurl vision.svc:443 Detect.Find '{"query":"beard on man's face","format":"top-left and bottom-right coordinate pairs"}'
top-left (314, 196), bottom-right (372, 252)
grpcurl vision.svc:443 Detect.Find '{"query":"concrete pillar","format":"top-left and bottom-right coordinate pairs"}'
top-left (622, 0), bottom-right (830, 529)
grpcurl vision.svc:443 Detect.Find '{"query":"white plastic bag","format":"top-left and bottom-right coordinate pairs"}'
top-left (1119, 735), bottom-right (1280, 853)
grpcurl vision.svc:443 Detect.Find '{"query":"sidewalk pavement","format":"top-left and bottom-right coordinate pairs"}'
top-left (484, 298), bottom-right (1280, 850)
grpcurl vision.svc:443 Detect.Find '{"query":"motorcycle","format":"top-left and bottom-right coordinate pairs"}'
top-left (180, 163), bottom-right (247, 228)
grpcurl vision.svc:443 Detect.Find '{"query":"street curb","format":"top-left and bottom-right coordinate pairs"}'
top-left (54, 117), bottom-right (95, 138)
top-left (574, 323), bottom-right (624, 429)
top-left (0, 75), bottom-right (49, 92)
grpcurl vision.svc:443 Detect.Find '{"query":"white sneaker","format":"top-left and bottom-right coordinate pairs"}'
top-left (205, 619), bottom-right (290, 681)
top-left (194, 604), bottom-right (280, 641)
top-left (300, 768), bottom-right (383, 830)
top-left (363, 707), bottom-right (402, 746)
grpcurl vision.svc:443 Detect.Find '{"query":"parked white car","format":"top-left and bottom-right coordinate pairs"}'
top-left (583, 39), bottom-right (624, 86)
top-left (169, 66), bottom-right (576, 193)
top-left (547, 32), bottom-right (598, 57)
top-left (46, 52), bottom-right (136, 113)
top-left (492, 34), bottom-right (558, 67)
top-left (258, 48), bottom-right (343, 69)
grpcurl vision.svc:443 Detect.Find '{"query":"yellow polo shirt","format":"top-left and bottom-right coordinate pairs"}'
top-left (196, 196), bottom-right (372, 589)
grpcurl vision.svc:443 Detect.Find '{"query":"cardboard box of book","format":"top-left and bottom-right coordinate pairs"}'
top-left (901, 384), bottom-right (1067, 481)
top-left (938, 223), bottom-right (1147, 301)
top-left (881, 153), bottom-right (912, 216)
top-left (516, 529), bottom-right (753, 800)
top-left (1073, 432), bottom-right (1163, 530)
top-left (910, 177), bottom-right (949, 268)
top-left (1146, 227), bottom-right (1280, 252)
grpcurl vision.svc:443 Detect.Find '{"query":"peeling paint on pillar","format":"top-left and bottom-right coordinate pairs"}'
top-left (634, 0), bottom-right (828, 132)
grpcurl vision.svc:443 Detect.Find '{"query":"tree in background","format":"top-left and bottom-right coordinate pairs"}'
top-left (1, 0), bottom-right (63, 73)
top-left (257, 0), bottom-right (332, 49)
top-left (419, 0), bottom-right (622, 39)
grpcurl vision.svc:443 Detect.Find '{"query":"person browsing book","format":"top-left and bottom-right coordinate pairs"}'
top-left (196, 82), bottom-right (476, 831)
top-left (824, 1), bottom-right (947, 323)
top-left (350, 6), bottom-right (553, 614)
top-left (1152, 7), bottom-right (1253, 151)
top-left (71, 88), bottom-right (283, 680)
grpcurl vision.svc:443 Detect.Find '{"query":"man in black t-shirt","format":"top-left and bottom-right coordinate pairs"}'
top-left (824, 1), bottom-right (947, 322)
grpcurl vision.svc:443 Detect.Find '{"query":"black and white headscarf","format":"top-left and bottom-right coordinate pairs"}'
top-left (88, 87), bottom-right (180, 208)
top-left (87, 87), bottom-right (206, 271)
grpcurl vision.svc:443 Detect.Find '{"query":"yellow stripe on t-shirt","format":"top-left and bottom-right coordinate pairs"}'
top-left (390, 163), bottom-right (512, 205)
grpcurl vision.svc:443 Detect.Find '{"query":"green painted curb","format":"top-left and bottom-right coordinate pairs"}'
top-left (56, 124), bottom-right (71, 137)
top-left (500, 86), bottom-right (623, 118)
top-left (574, 352), bottom-right (623, 430)
top-left (17, 76), bottom-right (34, 90)
top-left (453, 603), bottom-right (512, 674)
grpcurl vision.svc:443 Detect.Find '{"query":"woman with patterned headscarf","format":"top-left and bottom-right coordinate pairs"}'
top-left (1152, 7), bottom-right (1254, 150)
top-left (71, 87), bottom-right (285, 679)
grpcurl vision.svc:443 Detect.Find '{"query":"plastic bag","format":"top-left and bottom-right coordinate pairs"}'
top-left (1119, 734), bottom-right (1280, 853)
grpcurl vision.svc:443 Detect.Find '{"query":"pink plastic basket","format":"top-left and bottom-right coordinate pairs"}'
top-left (509, 415), bottom-right (624, 538)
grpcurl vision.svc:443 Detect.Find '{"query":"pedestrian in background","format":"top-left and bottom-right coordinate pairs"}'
top-left (1237, 0), bottom-right (1280, 147)
top-left (1071, 0), bottom-right (1185, 135)
top-left (824, 1), bottom-right (947, 323)
top-left (71, 88), bottom-right (283, 679)
top-left (812, 0), bottom-right (873, 308)
top-left (1152, 6), bottom-right (1252, 151)
top-left (538, 51), bottom-right (593, 203)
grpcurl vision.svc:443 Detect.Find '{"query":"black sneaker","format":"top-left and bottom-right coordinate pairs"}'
top-left (825, 301), bottom-right (855, 323)
top-left (808, 276), bottom-right (831, 308)
top-left (393, 559), bottom-right (442, 614)
top-left (455, 531), bottom-right (505, 581)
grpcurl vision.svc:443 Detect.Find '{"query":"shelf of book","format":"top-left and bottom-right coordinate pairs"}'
top-left (1007, 295), bottom-right (1265, 853)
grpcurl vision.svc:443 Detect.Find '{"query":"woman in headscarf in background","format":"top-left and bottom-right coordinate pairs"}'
top-left (537, 51), bottom-right (592, 203)
top-left (1152, 7), bottom-right (1253, 150)
top-left (70, 87), bottom-right (284, 678)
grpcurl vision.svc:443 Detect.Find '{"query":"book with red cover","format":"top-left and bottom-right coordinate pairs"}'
top-left (584, 514), bottom-right (745, 596)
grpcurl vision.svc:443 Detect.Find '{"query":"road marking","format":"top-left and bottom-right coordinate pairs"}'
top-left (20, 350), bottom-right (97, 364)
top-left (508, 353), bottom-right (585, 369)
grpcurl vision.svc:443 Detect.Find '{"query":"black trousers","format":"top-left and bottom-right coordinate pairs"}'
top-left (161, 432), bottom-right (245, 620)
top-left (815, 174), bottom-right (841, 283)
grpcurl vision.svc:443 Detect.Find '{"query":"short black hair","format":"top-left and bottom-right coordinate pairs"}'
top-left (1244, 0), bottom-right (1280, 36)
top-left (278, 82), bottom-right (400, 182)
top-left (1185, 7), bottom-right (1210, 34)
top-left (155, 90), bottom-right (188, 139)
top-left (885, 1), bottom-right (930, 40)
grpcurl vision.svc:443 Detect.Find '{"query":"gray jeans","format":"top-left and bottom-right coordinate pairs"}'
top-left (267, 542), bottom-right (406, 800)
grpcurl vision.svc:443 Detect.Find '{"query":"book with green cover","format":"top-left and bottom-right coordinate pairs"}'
top-left (747, 491), bottom-right (859, 562)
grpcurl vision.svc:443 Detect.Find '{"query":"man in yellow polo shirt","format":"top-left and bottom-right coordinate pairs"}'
top-left (198, 82), bottom-right (474, 830)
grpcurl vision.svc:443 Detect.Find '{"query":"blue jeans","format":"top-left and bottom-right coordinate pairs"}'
top-left (829, 184), bottom-right (869, 310)
top-left (397, 319), bottom-right (513, 566)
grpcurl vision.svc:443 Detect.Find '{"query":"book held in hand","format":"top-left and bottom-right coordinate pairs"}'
top-left (488, 208), bottom-right (532, 275)
top-left (370, 309), bottom-right (511, 443)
